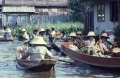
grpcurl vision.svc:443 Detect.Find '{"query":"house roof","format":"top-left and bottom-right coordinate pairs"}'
top-left (2, 6), bottom-right (35, 13)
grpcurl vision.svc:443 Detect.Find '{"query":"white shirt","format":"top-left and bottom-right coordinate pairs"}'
top-left (85, 39), bottom-right (95, 47)
top-left (51, 31), bottom-right (55, 37)
top-left (22, 46), bottom-right (53, 61)
top-left (53, 38), bottom-right (62, 44)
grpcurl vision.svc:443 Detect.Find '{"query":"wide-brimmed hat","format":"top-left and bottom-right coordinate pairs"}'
top-left (69, 32), bottom-right (77, 37)
top-left (22, 29), bottom-right (26, 32)
top-left (30, 37), bottom-right (47, 45)
top-left (87, 31), bottom-right (96, 36)
top-left (39, 28), bottom-right (46, 32)
top-left (54, 32), bottom-right (63, 38)
top-left (101, 33), bottom-right (109, 38)
top-left (5, 28), bottom-right (11, 33)
top-left (77, 31), bottom-right (83, 35)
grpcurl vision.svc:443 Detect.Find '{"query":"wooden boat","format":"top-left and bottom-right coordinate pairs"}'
top-left (16, 51), bottom-right (57, 71)
top-left (61, 42), bottom-right (120, 68)
top-left (54, 42), bottom-right (62, 50)
top-left (0, 36), bottom-right (14, 41)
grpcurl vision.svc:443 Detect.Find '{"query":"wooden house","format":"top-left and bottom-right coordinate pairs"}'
top-left (0, 0), bottom-right (69, 28)
top-left (81, 0), bottom-right (119, 34)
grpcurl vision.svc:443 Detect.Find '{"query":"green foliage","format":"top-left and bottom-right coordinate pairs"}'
top-left (68, 0), bottom-right (93, 22)
top-left (113, 25), bottom-right (120, 37)
top-left (11, 22), bottom-right (84, 37)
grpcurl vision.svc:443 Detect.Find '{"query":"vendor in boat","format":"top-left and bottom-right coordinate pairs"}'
top-left (38, 28), bottom-right (49, 43)
top-left (19, 29), bottom-right (29, 40)
top-left (68, 32), bottom-right (77, 43)
top-left (101, 33), bottom-right (113, 49)
top-left (53, 32), bottom-right (63, 44)
top-left (85, 31), bottom-right (96, 47)
top-left (4, 28), bottom-right (13, 40)
top-left (75, 31), bottom-right (85, 49)
top-left (30, 29), bottom-right (38, 40)
top-left (19, 37), bottom-right (53, 60)
top-left (95, 36), bottom-right (108, 51)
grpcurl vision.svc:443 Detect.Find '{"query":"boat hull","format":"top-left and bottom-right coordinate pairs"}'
top-left (61, 42), bottom-right (120, 68)
top-left (16, 52), bottom-right (57, 71)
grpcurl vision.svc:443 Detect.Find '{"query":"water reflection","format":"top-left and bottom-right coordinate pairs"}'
top-left (0, 40), bottom-right (119, 78)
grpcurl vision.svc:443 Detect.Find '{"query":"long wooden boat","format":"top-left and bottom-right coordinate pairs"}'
top-left (61, 42), bottom-right (120, 68)
top-left (16, 51), bottom-right (57, 71)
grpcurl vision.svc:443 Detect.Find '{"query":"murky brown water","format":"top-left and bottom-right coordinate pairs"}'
top-left (0, 40), bottom-right (120, 78)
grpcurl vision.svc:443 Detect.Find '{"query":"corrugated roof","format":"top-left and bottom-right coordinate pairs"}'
top-left (2, 6), bottom-right (35, 12)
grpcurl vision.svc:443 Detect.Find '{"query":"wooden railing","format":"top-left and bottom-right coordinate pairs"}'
top-left (3, 0), bottom-right (68, 6)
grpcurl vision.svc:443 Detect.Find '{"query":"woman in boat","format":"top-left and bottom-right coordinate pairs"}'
top-left (101, 33), bottom-right (113, 49)
top-left (75, 31), bottom-right (85, 49)
top-left (4, 28), bottom-right (13, 40)
top-left (53, 32), bottom-right (63, 44)
top-left (30, 29), bottom-right (38, 40)
top-left (19, 37), bottom-right (53, 60)
top-left (95, 36), bottom-right (108, 51)
top-left (38, 28), bottom-right (49, 43)
top-left (85, 31), bottom-right (96, 47)
top-left (68, 32), bottom-right (77, 43)
top-left (19, 29), bottom-right (29, 40)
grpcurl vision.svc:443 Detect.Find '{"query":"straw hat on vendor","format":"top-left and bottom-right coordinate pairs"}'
top-left (54, 32), bottom-right (63, 39)
top-left (69, 32), bottom-right (77, 37)
top-left (87, 31), bottom-right (96, 37)
top-left (21, 29), bottom-right (26, 32)
top-left (5, 28), bottom-right (11, 33)
top-left (101, 33), bottom-right (109, 38)
top-left (30, 37), bottom-right (47, 45)
top-left (39, 28), bottom-right (46, 32)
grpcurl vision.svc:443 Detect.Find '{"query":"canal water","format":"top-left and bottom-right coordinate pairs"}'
top-left (0, 40), bottom-right (120, 78)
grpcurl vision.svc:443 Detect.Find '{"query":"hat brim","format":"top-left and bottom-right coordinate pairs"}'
top-left (30, 42), bottom-right (47, 45)
top-left (54, 34), bottom-right (63, 38)
top-left (87, 35), bottom-right (96, 36)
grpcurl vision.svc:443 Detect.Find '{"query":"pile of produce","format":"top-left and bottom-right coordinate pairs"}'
top-left (112, 48), bottom-right (120, 53)
top-left (80, 46), bottom-right (111, 58)
top-left (17, 45), bottom-right (29, 52)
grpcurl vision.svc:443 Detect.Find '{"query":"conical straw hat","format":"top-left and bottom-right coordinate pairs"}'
top-left (22, 29), bottom-right (26, 31)
top-left (69, 32), bottom-right (77, 37)
top-left (87, 31), bottom-right (96, 36)
top-left (54, 32), bottom-right (63, 38)
top-left (30, 37), bottom-right (47, 45)
top-left (39, 28), bottom-right (46, 32)
top-left (101, 33), bottom-right (108, 37)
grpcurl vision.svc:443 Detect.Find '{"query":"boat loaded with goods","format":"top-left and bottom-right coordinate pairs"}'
top-left (16, 43), bottom-right (57, 71)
